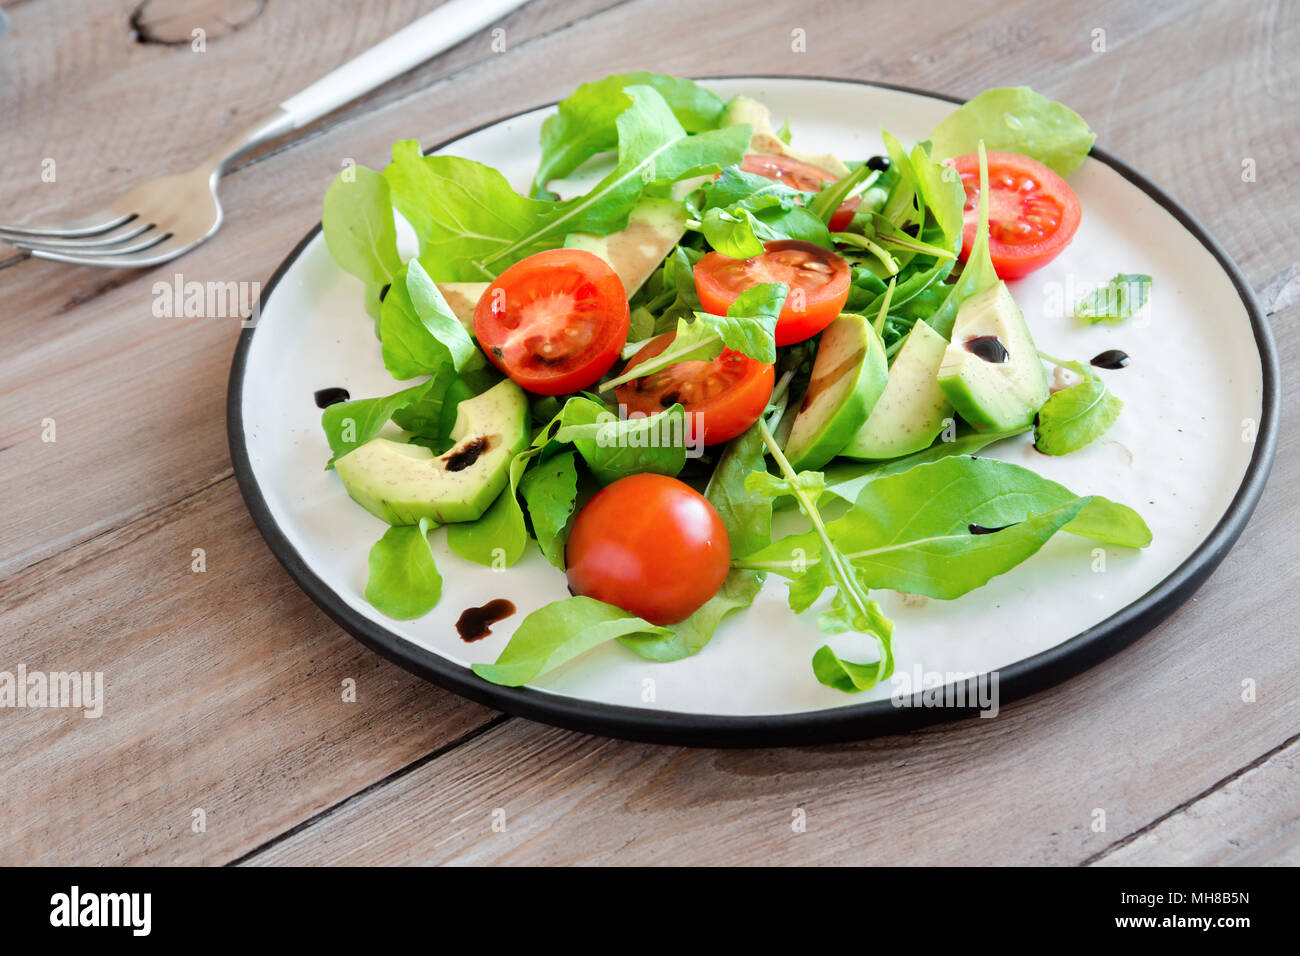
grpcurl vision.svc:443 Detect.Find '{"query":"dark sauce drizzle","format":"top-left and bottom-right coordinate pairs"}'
top-left (444, 437), bottom-right (489, 472)
top-left (314, 387), bottom-right (350, 408)
top-left (1090, 349), bottom-right (1130, 370)
top-left (456, 599), bottom-right (516, 642)
top-left (965, 335), bottom-right (1009, 363)
top-left (969, 523), bottom-right (1015, 535)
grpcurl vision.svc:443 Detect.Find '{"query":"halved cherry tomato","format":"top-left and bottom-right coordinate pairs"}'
top-left (694, 240), bottom-right (851, 346)
top-left (614, 332), bottom-right (773, 446)
top-left (473, 248), bottom-right (629, 395)
top-left (740, 154), bottom-right (860, 231)
top-left (950, 151), bottom-right (1082, 280)
top-left (565, 473), bottom-right (730, 625)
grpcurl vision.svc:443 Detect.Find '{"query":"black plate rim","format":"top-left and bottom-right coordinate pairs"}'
top-left (226, 75), bottom-right (1280, 748)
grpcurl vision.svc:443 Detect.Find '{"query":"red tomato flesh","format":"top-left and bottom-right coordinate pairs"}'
top-left (473, 248), bottom-right (629, 395)
top-left (739, 153), bottom-right (860, 231)
top-left (950, 151), bottom-right (1082, 280)
top-left (695, 239), bottom-right (850, 346)
top-left (614, 332), bottom-right (774, 446)
top-left (565, 473), bottom-right (731, 625)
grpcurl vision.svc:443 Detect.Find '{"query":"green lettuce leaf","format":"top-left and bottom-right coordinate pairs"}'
top-left (379, 259), bottom-right (481, 380)
top-left (1076, 273), bottom-right (1152, 324)
top-left (321, 165), bottom-right (403, 285)
top-left (928, 86), bottom-right (1096, 177)
top-left (1034, 362), bottom-right (1123, 455)
top-left (737, 456), bottom-right (1151, 601)
top-left (364, 518), bottom-right (442, 619)
top-left (532, 72), bottom-right (725, 198)
top-left (472, 597), bottom-right (670, 686)
top-left (518, 449), bottom-right (579, 568)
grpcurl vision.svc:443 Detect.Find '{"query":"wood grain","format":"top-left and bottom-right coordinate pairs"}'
top-left (0, 0), bottom-right (1295, 865)
top-left (1093, 736), bottom-right (1300, 866)
top-left (0, 476), bottom-right (500, 865)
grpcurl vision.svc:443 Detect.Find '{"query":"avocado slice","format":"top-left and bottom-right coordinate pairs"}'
top-left (721, 95), bottom-right (851, 177)
top-left (841, 320), bottom-right (953, 460)
top-left (334, 379), bottom-right (530, 525)
top-left (564, 197), bottom-right (688, 298)
top-left (937, 281), bottom-right (1050, 432)
top-left (783, 313), bottom-right (888, 470)
top-left (435, 282), bottom-right (489, 329)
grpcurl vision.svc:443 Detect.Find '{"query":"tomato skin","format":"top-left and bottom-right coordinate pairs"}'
top-left (950, 151), bottom-right (1082, 280)
top-left (740, 153), bottom-right (858, 231)
top-left (473, 248), bottom-right (629, 396)
top-left (614, 332), bottom-right (773, 445)
top-left (565, 474), bottom-right (731, 625)
top-left (695, 240), bottom-right (850, 346)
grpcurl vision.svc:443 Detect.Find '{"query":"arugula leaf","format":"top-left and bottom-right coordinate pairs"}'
top-left (813, 644), bottom-right (888, 693)
top-left (482, 86), bottom-right (749, 276)
top-left (320, 380), bottom-right (436, 466)
top-left (629, 244), bottom-right (705, 335)
top-left (553, 396), bottom-right (688, 484)
top-left (736, 457), bottom-right (1151, 600)
top-left (928, 87), bottom-right (1096, 177)
top-left (744, 418), bottom-right (895, 690)
top-left (1034, 360), bottom-right (1123, 456)
top-left (383, 87), bottom-right (745, 281)
top-left (601, 282), bottom-right (787, 390)
top-left (364, 518), bottom-right (442, 619)
top-left (908, 143), bottom-right (967, 250)
top-left (321, 165), bottom-right (403, 285)
top-left (532, 72), bottom-right (725, 199)
top-left (820, 426), bottom-right (1030, 500)
top-left (928, 142), bottom-right (999, 339)
top-left (472, 597), bottom-right (670, 686)
top-left (518, 449), bottom-right (579, 567)
top-left (808, 162), bottom-right (876, 223)
top-left (1076, 273), bottom-right (1152, 324)
top-left (379, 259), bottom-right (481, 380)
top-left (704, 422), bottom-right (773, 557)
top-left (694, 166), bottom-right (834, 257)
top-left (621, 571), bottom-right (764, 663)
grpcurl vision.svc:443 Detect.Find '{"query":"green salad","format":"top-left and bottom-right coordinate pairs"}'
top-left (317, 72), bottom-right (1151, 694)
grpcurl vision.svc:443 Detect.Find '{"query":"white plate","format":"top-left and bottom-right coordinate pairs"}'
top-left (228, 77), bottom-right (1278, 745)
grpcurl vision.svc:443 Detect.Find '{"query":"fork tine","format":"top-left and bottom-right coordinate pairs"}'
top-left (6, 221), bottom-right (156, 253)
top-left (0, 210), bottom-right (136, 240)
top-left (12, 225), bottom-right (167, 257)
top-left (25, 235), bottom-right (191, 270)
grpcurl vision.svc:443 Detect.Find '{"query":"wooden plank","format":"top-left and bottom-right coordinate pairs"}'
top-left (1092, 737), bottom-right (1300, 866)
top-left (0, 0), bottom-right (624, 227)
top-left (0, 477), bottom-right (500, 865)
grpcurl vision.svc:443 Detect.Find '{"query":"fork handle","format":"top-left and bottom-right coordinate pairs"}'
top-left (278, 0), bottom-right (530, 129)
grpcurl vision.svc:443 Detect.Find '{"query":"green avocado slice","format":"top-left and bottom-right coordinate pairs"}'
top-left (783, 313), bottom-right (888, 471)
top-left (841, 319), bottom-right (953, 460)
top-left (937, 281), bottom-right (1050, 432)
top-left (721, 95), bottom-right (851, 177)
top-left (334, 379), bottom-right (530, 526)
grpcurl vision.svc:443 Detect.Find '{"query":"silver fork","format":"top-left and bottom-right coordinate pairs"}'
top-left (1, 0), bottom-right (530, 269)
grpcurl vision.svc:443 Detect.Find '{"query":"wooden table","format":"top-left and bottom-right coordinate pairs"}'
top-left (1, 0), bottom-right (1295, 866)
